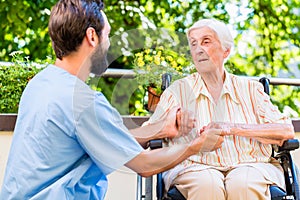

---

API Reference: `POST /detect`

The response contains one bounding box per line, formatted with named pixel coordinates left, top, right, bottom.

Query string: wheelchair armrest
left=149, top=139, right=163, bottom=150
left=273, top=139, right=299, bottom=152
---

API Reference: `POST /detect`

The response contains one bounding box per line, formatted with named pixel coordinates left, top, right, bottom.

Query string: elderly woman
left=146, top=18, right=295, bottom=199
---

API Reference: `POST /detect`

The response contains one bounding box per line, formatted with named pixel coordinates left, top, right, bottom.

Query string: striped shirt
left=146, top=70, right=291, bottom=190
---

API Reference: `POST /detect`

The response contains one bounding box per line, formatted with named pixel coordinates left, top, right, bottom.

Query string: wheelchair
left=137, top=75, right=300, bottom=200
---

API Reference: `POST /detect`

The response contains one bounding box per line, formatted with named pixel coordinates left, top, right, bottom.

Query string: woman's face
left=188, top=27, right=229, bottom=74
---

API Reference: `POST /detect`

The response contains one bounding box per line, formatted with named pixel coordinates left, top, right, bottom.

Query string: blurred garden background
left=0, top=0, right=299, bottom=116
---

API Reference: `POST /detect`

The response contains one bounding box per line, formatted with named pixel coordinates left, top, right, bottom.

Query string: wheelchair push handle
left=259, top=77, right=270, bottom=95
left=161, top=73, right=172, bottom=91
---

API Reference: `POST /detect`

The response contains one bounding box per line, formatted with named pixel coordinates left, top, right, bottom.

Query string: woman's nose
left=195, top=45, right=205, bottom=55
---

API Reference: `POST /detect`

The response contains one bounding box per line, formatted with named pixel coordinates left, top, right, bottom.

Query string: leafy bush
left=0, top=52, right=45, bottom=113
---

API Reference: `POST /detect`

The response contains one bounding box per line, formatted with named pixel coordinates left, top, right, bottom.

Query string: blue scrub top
left=0, top=65, right=143, bottom=199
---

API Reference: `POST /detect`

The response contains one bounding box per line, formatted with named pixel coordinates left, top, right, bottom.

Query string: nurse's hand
left=159, top=107, right=180, bottom=139
left=190, top=125, right=225, bottom=153
left=176, top=108, right=196, bottom=137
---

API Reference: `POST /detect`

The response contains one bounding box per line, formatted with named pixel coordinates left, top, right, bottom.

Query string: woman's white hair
left=187, top=18, right=234, bottom=50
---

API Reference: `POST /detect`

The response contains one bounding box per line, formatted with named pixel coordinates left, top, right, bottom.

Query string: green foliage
left=0, top=52, right=45, bottom=113
left=271, top=85, right=300, bottom=118
left=230, top=0, right=300, bottom=77
left=0, top=0, right=56, bottom=62
left=88, top=76, right=148, bottom=115
left=227, top=0, right=300, bottom=117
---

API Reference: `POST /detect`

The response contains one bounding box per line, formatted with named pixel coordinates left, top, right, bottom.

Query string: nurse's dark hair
left=48, top=0, right=105, bottom=60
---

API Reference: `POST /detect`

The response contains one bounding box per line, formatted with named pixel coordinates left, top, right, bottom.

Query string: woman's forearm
left=230, top=123, right=294, bottom=145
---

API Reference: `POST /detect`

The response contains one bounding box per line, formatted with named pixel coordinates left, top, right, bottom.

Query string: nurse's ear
left=86, top=27, right=99, bottom=47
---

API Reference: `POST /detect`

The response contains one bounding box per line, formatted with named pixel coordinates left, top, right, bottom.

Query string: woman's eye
left=203, top=39, right=210, bottom=44
left=191, top=41, right=197, bottom=46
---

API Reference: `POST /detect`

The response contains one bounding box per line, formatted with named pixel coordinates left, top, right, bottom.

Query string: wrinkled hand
left=190, top=124, right=225, bottom=153
left=202, top=122, right=232, bottom=135
left=176, top=108, right=196, bottom=138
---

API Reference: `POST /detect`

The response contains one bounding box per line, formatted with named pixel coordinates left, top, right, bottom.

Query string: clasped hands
left=163, top=107, right=233, bottom=152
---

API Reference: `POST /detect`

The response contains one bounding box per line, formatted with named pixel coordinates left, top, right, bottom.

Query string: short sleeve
left=252, top=81, right=291, bottom=124
left=75, top=92, right=143, bottom=175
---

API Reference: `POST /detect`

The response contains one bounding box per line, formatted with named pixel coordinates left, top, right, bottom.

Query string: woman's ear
left=86, top=27, right=98, bottom=47
left=224, top=48, right=231, bottom=58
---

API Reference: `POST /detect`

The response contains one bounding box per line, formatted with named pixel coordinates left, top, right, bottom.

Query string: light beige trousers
left=172, top=166, right=274, bottom=200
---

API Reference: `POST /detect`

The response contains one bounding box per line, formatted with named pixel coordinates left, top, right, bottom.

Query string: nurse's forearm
left=126, top=144, right=193, bottom=177
left=129, top=121, right=166, bottom=148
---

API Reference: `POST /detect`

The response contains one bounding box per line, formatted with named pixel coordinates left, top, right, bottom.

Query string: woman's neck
left=201, top=69, right=225, bottom=103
